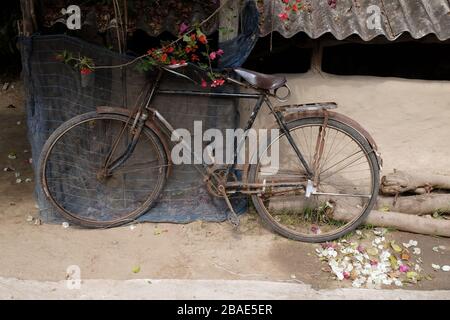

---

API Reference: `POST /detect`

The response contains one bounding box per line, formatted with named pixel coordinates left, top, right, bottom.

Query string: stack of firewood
left=336, top=170, right=450, bottom=237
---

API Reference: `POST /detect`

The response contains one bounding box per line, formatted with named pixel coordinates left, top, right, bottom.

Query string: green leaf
left=183, top=34, right=191, bottom=43
left=390, top=241, right=402, bottom=253
left=132, top=266, right=141, bottom=274
left=389, top=255, right=398, bottom=270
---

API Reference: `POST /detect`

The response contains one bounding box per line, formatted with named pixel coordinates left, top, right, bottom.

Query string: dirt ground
left=1, top=77, right=450, bottom=292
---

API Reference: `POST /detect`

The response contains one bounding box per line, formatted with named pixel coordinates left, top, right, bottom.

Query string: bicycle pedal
left=227, top=214, right=240, bottom=228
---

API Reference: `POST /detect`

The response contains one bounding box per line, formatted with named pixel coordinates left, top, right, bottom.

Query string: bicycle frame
left=105, top=66, right=314, bottom=185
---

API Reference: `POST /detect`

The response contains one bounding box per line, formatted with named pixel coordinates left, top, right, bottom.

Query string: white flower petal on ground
left=442, top=266, right=450, bottom=272
left=373, top=228, right=387, bottom=236
left=432, top=264, right=441, bottom=270
left=412, top=247, right=421, bottom=255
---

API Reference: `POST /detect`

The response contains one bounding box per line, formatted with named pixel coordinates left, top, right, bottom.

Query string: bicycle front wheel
left=249, top=117, right=380, bottom=243
left=39, top=111, right=168, bottom=228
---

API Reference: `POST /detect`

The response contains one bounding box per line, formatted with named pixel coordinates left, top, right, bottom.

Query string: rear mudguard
left=283, top=110, right=382, bottom=170
left=96, top=106, right=172, bottom=177
left=243, top=108, right=383, bottom=184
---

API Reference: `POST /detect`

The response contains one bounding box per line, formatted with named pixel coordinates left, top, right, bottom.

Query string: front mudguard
left=96, top=106, right=172, bottom=177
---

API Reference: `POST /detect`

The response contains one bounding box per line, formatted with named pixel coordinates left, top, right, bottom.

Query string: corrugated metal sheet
left=259, top=0, right=450, bottom=41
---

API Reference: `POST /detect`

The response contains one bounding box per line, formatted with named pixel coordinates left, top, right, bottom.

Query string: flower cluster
left=278, top=0, right=303, bottom=22
left=139, top=26, right=226, bottom=88
left=56, top=50, right=94, bottom=75
left=316, top=228, right=428, bottom=288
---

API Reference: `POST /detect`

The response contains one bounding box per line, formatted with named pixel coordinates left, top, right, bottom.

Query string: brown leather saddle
left=233, top=67, right=287, bottom=91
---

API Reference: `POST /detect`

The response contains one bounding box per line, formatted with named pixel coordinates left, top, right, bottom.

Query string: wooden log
left=381, top=170, right=450, bottom=195
left=376, top=194, right=450, bottom=215
left=334, top=209, right=450, bottom=238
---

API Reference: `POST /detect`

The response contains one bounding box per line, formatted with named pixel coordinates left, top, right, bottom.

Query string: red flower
left=160, top=53, right=168, bottom=62
left=185, top=46, right=192, bottom=53
left=190, top=33, right=196, bottom=41
left=198, top=34, right=208, bottom=44
left=278, top=12, right=289, bottom=21
left=292, top=4, right=299, bottom=11
left=283, top=0, right=289, bottom=3
left=190, top=54, right=199, bottom=62
left=80, top=68, right=92, bottom=75
left=210, top=79, right=225, bottom=88
left=179, top=60, right=186, bottom=64
left=165, top=46, right=174, bottom=53
left=170, top=58, right=178, bottom=65
left=201, top=79, right=207, bottom=88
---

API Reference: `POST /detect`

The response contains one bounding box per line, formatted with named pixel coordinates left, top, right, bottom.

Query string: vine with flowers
left=277, top=0, right=304, bottom=22
left=55, top=50, right=95, bottom=76
left=56, top=24, right=227, bottom=89
left=137, top=26, right=226, bottom=88
left=277, top=0, right=337, bottom=23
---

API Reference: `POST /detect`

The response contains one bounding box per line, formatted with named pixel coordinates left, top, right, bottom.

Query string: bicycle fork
left=100, top=111, right=148, bottom=177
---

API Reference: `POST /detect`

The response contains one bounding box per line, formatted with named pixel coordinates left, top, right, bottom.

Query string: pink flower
left=209, top=51, right=217, bottom=60
left=357, top=245, right=365, bottom=253
left=321, top=242, right=337, bottom=249
left=399, top=265, right=410, bottom=273
left=179, top=22, right=189, bottom=34
left=278, top=12, right=289, bottom=21
left=370, top=259, right=378, bottom=266
left=216, top=49, right=224, bottom=56
left=311, top=225, right=319, bottom=234
left=201, top=79, right=207, bottom=88
left=343, top=272, right=351, bottom=280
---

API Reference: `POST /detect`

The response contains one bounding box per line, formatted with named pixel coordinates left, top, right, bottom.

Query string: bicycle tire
left=248, top=116, right=380, bottom=243
left=39, top=111, right=168, bottom=228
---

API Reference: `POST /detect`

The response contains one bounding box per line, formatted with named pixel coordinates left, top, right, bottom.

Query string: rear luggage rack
left=274, top=102, right=338, bottom=113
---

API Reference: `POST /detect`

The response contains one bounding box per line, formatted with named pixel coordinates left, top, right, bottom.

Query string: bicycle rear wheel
left=249, top=116, right=380, bottom=243
left=39, top=111, right=168, bottom=228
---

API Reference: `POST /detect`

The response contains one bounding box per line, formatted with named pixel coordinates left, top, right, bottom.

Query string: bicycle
left=38, top=63, right=382, bottom=243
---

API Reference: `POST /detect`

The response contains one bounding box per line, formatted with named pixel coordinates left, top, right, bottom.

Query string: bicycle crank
left=218, top=185, right=240, bottom=228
